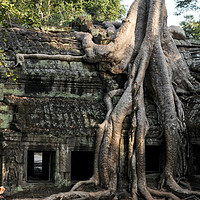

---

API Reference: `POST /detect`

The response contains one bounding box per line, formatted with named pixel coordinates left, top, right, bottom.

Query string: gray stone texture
left=169, top=25, right=186, bottom=40
left=0, top=27, right=200, bottom=196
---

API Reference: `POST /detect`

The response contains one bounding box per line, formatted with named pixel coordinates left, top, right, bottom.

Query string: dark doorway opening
left=145, top=145, right=162, bottom=173
left=27, top=151, right=55, bottom=181
left=192, top=145, right=200, bottom=174
left=71, top=151, right=94, bottom=181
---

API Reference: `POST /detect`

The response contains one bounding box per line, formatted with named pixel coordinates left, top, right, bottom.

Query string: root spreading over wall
left=17, top=0, right=200, bottom=199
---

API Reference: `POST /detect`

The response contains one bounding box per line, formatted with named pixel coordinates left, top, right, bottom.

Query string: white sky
left=121, top=0, right=200, bottom=26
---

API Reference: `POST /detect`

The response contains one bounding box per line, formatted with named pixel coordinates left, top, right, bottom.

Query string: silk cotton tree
left=40, top=0, right=200, bottom=199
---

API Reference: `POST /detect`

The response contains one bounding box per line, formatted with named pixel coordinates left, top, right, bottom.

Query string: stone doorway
left=145, top=145, right=162, bottom=173
left=27, top=151, right=55, bottom=181
left=71, top=151, right=94, bottom=181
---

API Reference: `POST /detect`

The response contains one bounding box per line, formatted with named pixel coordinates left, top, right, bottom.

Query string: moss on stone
left=3, top=88, right=24, bottom=96
left=0, top=113, right=13, bottom=128
left=0, top=104, right=9, bottom=112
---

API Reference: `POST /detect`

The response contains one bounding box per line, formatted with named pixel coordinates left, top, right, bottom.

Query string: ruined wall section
left=1, top=28, right=199, bottom=142
left=175, top=39, right=200, bottom=143
left=9, top=96, right=104, bottom=137
left=0, top=27, right=200, bottom=194
left=0, top=27, right=108, bottom=192
left=0, top=27, right=106, bottom=140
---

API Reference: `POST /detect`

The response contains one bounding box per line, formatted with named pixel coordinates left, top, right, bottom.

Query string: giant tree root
left=15, top=53, right=84, bottom=66
left=165, top=176, right=200, bottom=199
left=14, top=0, right=200, bottom=199
left=43, top=190, right=113, bottom=200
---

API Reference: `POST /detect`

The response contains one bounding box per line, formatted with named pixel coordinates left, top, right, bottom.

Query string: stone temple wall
left=175, top=39, right=200, bottom=144
left=0, top=27, right=107, bottom=195
left=0, top=26, right=200, bottom=195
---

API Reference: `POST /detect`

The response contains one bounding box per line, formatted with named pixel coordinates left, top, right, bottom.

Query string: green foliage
left=0, top=0, right=41, bottom=27
left=0, top=0, right=126, bottom=28
left=0, top=49, right=19, bottom=82
left=180, top=15, right=200, bottom=39
left=174, top=0, right=199, bottom=15
left=84, top=0, right=125, bottom=21
left=174, top=0, right=200, bottom=40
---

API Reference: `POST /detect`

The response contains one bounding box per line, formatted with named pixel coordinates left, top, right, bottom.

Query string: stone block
left=0, top=113, right=13, bottom=128
left=0, top=83, right=4, bottom=101
left=169, top=25, right=186, bottom=40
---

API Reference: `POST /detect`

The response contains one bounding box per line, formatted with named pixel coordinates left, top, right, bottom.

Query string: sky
left=121, top=0, right=200, bottom=26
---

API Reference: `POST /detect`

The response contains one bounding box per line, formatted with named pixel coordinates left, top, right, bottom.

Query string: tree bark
left=26, top=0, right=200, bottom=199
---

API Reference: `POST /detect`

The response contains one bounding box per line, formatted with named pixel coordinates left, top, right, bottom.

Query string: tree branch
left=16, top=53, right=84, bottom=66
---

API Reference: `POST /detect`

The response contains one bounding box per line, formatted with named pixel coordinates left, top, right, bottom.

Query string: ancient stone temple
left=0, top=25, right=200, bottom=196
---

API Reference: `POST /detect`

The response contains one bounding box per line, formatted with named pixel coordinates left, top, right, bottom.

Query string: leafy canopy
left=0, top=0, right=126, bottom=27
left=180, top=15, right=200, bottom=39
left=174, top=0, right=200, bottom=39
left=174, top=0, right=199, bottom=15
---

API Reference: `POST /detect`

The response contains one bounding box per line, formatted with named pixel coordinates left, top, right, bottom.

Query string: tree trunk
left=41, top=0, right=200, bottom=199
